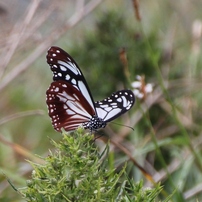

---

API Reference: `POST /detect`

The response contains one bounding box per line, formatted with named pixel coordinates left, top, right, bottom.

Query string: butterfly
left=46, top=46, right=135, bottom=132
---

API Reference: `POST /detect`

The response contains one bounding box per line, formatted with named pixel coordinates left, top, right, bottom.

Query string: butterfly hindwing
left=46, top=81, right=95, bottom=132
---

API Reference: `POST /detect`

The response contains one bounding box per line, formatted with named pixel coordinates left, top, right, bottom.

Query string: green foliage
left=69, top=11, right=161, bottom=99
left=18, top=128, right=167, bottom=201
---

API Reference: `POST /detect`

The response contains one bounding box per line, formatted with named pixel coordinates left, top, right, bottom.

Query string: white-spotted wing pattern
left=46, top=46, right=135, bottom=132
left=95, top=90, right=134, bottom=122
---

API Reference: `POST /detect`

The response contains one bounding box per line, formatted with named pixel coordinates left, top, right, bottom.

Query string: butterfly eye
left=46, top=46, right=135, bottom=132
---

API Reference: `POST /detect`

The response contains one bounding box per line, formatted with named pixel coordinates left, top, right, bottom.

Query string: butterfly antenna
left=110, top=121, right=134, bottom=131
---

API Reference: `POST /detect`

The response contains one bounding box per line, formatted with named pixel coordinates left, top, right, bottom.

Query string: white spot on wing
left=55, top=87, right=59, bottom=92
left=57, top=60, right=79, bottom=75
left=62, top=84, right=67, bottom=88
left=72, top=79, right=76, bottom=85
left=117, top=98, right=122, bottom=102
left=60, top=66, right=67, bottom=71
left=66, top=74, right=70, bottom=80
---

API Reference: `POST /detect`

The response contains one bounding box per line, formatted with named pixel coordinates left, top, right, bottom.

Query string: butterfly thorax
left=83, top=115, right=106, bottom=131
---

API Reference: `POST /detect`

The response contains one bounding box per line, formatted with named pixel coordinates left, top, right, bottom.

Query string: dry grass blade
left=0, top=110, right=44, bottom=125
left=0, top=0, right=41, bottom=79
left=0, top=134, right=44, bottom=163
left=0, top=0, right=103, bottom=92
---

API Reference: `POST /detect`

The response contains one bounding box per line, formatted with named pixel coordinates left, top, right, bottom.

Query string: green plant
left=17, top=128, right=169, bottom=201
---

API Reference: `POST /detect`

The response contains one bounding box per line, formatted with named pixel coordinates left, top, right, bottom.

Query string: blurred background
left=0, top=0, right=202, bottom=201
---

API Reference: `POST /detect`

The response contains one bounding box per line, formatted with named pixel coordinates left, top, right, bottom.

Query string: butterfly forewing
left=46, top=46, right=95, bottom=112
left=95, top=90, right=135, bottom=122
left=46, top=81, right=96, bottom=132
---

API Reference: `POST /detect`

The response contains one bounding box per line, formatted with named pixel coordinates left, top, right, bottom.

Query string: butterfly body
left=46, top=46, right=135, bottom=132
left=83, top=115, right=106, bottom=131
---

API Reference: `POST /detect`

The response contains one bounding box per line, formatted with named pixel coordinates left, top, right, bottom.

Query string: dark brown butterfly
left=46, top=46, right=135, bottom=132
